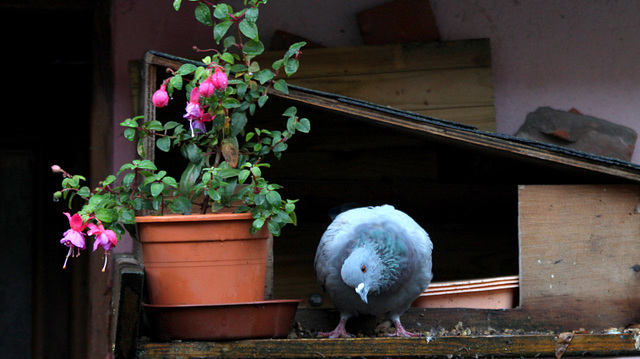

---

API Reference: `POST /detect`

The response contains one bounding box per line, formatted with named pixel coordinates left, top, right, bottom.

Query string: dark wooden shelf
left=136, top=334, right=639, bottom=358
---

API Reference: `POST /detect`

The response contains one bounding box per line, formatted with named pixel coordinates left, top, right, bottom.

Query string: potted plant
left=53, top=0, right=309, bottom=306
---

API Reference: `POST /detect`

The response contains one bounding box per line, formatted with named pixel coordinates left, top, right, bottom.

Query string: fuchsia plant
left=53, top=0, right=309, bottom=270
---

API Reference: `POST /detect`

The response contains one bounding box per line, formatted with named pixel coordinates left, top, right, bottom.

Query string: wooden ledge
left=137, top=333, right=640, bottom=358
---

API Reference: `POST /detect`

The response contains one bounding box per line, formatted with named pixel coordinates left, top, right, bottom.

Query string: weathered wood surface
left=137, top=333, right=640, bottom=358
left=259, top=39, right=495, bottom=131
left=112, top=255, right=145, bottom=359
left=519, top=185, right=640, bottom=328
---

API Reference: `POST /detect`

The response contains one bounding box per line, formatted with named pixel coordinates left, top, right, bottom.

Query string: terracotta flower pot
left=136, top=213, right=270, bottom=305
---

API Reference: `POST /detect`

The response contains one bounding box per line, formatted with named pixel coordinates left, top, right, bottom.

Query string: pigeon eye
left=361, top=265, right=367, bottom=273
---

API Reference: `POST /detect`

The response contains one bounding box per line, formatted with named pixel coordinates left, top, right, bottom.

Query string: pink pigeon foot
left=317, top=317, right=355, bottom=338
left=387, top=319, right=423, bottom=337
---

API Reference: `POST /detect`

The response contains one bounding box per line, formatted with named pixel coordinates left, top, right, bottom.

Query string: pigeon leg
left=317, top=317, right=354, bottom=338
left=388, top=317, right=423, bottom=337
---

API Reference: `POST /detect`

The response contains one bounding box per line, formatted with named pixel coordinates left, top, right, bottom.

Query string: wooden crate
left=115, top=51, right=640, bottom=359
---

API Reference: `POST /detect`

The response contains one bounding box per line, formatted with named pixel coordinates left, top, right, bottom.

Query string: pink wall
left=112, top=0, right=640, bottom=171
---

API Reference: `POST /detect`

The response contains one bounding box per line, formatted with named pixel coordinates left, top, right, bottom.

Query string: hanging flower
left=199, top=77, right=215, bottom=98
left=60, top=212, right=88, bottom=269
left=191, top=112, right=213, bottom=135
left=211, top=67, right=228, bottom=90
left=184, top=88, right=202, bottom=120
left=87, top=222, right=118, bottom=272
left=152, top=84, right=170, bottom=107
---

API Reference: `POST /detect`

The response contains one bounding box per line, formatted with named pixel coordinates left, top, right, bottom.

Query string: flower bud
left=199, top=77, right=215, bottom=98
left=51, top=165, right=62, bottom=173
left=152, top=84, right=169, bottom=107
left=211, top=67, right=228, bottom=90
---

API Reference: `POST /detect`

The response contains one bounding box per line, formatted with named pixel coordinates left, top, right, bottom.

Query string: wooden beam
left=275, top=87, right=640, bottom=183
left=137, top=333, right=640, bottom=358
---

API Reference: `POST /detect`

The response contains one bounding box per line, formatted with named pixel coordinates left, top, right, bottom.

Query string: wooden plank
left=519, top=185, right=640, bottom=328
left=285, top=67, right=493, bottom=111
left=259, top=39, right=491, bottom=79
left=259, top=40, right=494, bottom=130
left=137, top=333, right=640, bottom=358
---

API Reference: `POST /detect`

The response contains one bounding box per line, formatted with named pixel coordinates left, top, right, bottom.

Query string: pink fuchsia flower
left=152, top=84, right=170, bottom=107
left=60, top=212, right=88, bottom=269
left=199, top=77, right=215, bottom=98
left=191, top=112, right=213, bottom=135
left=183, top=87, right=203, bottom=120
left=211, top=67, right=228, bottom=90
left=87, top=222, right=118, bottom=272
left=87, top=223, right=118, bottom=252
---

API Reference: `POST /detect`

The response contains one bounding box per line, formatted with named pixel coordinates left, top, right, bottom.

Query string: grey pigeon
left=314, top=205, right=433, bottom=338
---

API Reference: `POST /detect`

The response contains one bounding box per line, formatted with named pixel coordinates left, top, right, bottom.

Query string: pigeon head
left=340, top=246, right=384, bottom=304
left=340, top=223, right=408, bottom=304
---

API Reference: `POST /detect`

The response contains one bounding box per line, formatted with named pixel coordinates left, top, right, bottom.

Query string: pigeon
left=314, top=205, right=433, bottom=338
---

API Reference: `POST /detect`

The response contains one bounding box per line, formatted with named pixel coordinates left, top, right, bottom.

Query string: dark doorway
left=0, top=6, right=93, bottom=359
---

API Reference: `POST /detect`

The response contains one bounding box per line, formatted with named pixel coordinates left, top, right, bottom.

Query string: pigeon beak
left=355, top=282, right=368, bottom=304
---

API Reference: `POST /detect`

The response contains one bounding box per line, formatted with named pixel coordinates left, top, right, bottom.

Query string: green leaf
left=284, top=58, right=299, bottom=76
left=150, top=182, right=164, bottom=197
left=164, top=121, right=180, bottom=131
left=169, top=74, right=183, bottom=90
left=242, top=39, right=264, bottom=56
left=221, top=97, right=241, bottom=109
left=252, top=217, right=265, bottom=230
left=267, top=220, right=281, bottom=236
left=223, top=36, right=236, bottom=51
left=258, top=94, right=268, bottom=108
left=273, top=142, right=288, bottom=152
left=271, top=59, right=284, bottom=70
left=214, top=20, right=233, bottom=43
left=239, top=19, right=258, bottom=40
left=137, top=160, right=157, bottom=170
left=273, top=79, right=289, bottom=94
left=156, top=136, right=171, bottom=152
left=220, top=52, right=235, bottom=64
left=230, top=111, right=247, bottom=137
left=236, top=82, right=248, bottom=98
left=77, top=186, right=91, bottom=197
left=266, top=190, right=282, bottom=205
left=244, top=7, right=259, bottom=22
left=213, top=4, right=230, bottom=19
left=184, top=143, right=203, bottom=165
left=285, top=202, right=295, bottom=213
left=282, top=106, right=297, bottom=117
left=95, top=208, right=119, bottom=223
left=103, top=175, right=116, bottom=186
left=124, top=128, right=136, bottom=141
left=162, top=176, right=178, bottom=188
left=194, top=3, right=212, bottom=26
left=179, top=162, right=203, bottom=194
left=176, top=63, right=197, bottom=76
left=169, top=196, right=192, bottom=215
left=173, top=0, right=181, bottom=11
left=296, top=118, right=311, bottom=133
left=253, top=69, right=274, bottom=84
left=120, top=208, right=136, bottom=224
left=238, top=169, right=251, bottom=184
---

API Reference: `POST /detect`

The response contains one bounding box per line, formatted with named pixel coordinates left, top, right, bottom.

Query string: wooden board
left=136, top=333, right=640, bottom=358
left=519, top=184, right=640, bottom=328
left=259, top=39, right=495, bottom=131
